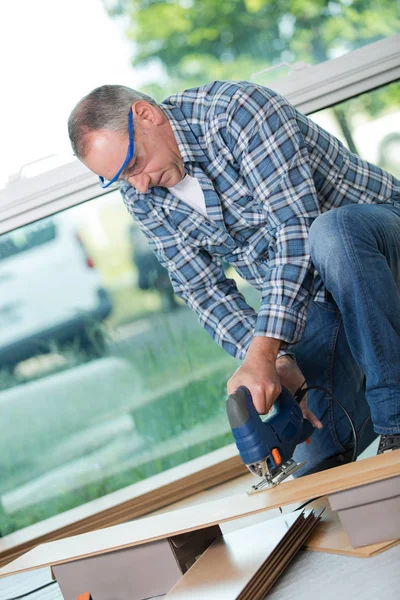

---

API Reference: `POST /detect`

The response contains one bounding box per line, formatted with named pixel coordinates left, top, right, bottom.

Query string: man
left=68, top=81, right=400, bottom=475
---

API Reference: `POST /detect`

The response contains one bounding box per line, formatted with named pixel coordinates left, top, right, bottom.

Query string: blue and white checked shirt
left=120, top=81, right=400, bottom=360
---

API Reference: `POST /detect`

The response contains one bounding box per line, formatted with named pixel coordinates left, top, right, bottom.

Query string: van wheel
left=79, top=328, right=106, bottom=358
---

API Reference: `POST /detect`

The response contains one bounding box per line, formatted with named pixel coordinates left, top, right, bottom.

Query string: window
left=2, top=79, right=398, bottom=535
left=0, top=194, right=243, bottom=535
left=310, top=80, right=400, bottom=178
left=0, top=29, right=398, bottom=541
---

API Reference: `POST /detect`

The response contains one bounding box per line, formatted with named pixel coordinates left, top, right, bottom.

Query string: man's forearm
left=246, top=335, right=282, bottom=362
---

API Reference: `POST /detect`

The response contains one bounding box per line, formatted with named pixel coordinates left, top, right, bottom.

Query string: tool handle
left=226, top=386, right=271, bottom=465
left=226, top=385, right=259, bottom=429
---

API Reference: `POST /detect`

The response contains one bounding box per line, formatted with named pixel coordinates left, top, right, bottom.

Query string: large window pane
left=103, top=0, right=400, bottom=99
left=0, top=195, right=243, bottom=535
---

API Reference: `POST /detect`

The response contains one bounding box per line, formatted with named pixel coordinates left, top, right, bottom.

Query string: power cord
left=3, top=579, right=57, bottom=600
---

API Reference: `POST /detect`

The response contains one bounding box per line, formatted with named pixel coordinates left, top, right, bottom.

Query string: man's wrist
left=276, top=352, right=296, bottom=363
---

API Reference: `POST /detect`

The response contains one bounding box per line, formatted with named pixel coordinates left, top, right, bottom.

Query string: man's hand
left=227, top=336, right=282, bottom=414
left=227, top=337, right=323, bottom=442
left=227, top=358, right=282, bottom=415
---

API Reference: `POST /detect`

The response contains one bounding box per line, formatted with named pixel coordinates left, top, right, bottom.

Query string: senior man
left=68, top=81, right=400, bottom=475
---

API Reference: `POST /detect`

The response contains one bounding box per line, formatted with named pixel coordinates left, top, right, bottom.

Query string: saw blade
left=247, top=459, right=307, bottom=495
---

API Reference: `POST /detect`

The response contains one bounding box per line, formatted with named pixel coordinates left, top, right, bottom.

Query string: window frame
left=0, top=34, right=399, bottom=561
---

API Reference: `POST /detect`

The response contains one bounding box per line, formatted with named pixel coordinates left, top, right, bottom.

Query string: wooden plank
left=305, top=498, right=400, bottom=557
left=0, top=451, right=398, bottom=578
left=0, top=444, right=246, bottom=568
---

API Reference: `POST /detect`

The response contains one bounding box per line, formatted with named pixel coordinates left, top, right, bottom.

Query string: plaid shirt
left=120, top=81, right=400, bottom=360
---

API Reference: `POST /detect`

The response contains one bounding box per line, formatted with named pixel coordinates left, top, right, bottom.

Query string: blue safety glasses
left=98, top=109, right=135, bottom=188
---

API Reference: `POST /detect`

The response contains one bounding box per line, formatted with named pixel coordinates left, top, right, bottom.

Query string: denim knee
left=309, top=210, right=345, bottom=274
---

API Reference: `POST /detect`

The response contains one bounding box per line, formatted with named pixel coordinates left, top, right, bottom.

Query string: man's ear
left=131, top=101, right=164, bottom=126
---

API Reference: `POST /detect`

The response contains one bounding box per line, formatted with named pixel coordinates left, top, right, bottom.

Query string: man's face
left=82, top=102, right=185, bottom=193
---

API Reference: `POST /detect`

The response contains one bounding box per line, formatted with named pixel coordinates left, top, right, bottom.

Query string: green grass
left=133, top=375, right=228, bottom=442
left=114, top=309, right=238, bottom=389
left=0, top=320, right=238, bottom=536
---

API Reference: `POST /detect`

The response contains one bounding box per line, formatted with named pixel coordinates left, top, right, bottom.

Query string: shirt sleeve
left=222, top=85, right=321, bottom=343
left=119, top=193, right=257, bottom=360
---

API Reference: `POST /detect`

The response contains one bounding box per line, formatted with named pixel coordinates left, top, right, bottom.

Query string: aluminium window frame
left=0, top=34, right=399, bottom=562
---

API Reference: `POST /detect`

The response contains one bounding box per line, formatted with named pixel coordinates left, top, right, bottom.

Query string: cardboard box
left=329, top=475, right=400, bottom=547
left=52, top=525, right=221, bottom=600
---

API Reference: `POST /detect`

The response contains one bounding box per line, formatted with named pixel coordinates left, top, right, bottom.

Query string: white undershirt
left=168, top=174, right=208, bottom=218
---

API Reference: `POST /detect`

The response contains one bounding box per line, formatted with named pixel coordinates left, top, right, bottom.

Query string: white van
left=0, top=215, right=112, bottom=368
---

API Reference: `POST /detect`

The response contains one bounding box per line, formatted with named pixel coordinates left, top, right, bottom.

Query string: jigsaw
left=226, top=385, right=314, bottom=494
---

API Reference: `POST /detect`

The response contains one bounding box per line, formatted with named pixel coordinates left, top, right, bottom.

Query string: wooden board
left=304, top=498, right=400, bottom=557
left=166, top=510, right=322, bottom=599
left=0, top=451, right=398, bottom=578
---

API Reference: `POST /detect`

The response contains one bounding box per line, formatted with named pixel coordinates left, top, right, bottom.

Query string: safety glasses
left=98, top=109, right=134, bottom=188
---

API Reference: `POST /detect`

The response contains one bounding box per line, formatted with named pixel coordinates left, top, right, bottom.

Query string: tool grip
left=226, top=386, right=271, bottom=466
left=226, top=386, right=257, bottom=429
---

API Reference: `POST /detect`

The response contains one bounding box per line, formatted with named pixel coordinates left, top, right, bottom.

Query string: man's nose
left=128, top=173, right=150, bottom=193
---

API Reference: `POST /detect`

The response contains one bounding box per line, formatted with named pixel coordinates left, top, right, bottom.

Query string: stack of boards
left=166, top=508, right=323, bottom=599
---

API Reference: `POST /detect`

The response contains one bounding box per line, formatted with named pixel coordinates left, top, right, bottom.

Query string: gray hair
left=68, top=84, right=158, bottom=159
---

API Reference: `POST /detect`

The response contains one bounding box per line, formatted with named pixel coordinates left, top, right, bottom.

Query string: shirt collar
left=119, top=103, right=207, bottom=200
left=160, top=104, right=208, bottom=165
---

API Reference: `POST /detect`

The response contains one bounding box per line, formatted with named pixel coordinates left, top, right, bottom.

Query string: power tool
left=226, top=386, right=314, bottom=494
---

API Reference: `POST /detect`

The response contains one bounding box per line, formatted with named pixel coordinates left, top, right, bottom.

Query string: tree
left=104, top=0, right=399, bottom=152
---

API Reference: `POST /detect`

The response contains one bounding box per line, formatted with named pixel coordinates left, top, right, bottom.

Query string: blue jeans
left=292, top=197, right=400, bottom=476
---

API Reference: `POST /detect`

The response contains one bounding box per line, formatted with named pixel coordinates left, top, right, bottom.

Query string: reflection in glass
left=0, top=194, right=239, bottom=536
